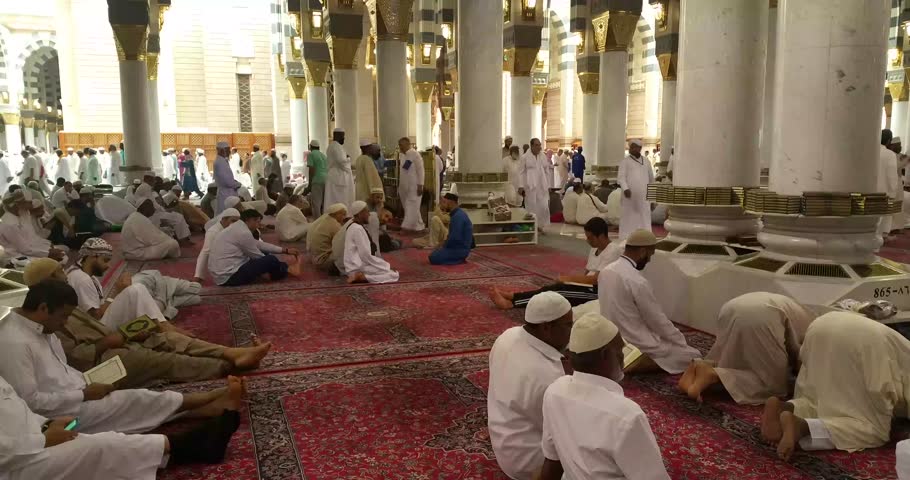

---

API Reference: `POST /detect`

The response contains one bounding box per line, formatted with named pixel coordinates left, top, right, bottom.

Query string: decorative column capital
left=591, top=10, right=641, bottom=53
left=440, top=106, right=453, bottom=122
left=288, top=77, right=308, bottom=99
left=374, top=0, right=414, bottom=41
left=327, top=37, right=362, bottom=69
left=147, top=52, right=160, bottom=80
left=506, top=47, right=540, bottom=77
left=0, top=112, right=20, bottom=125
left=889, top=71, right=909, bottom=102
left=577, top=72, right=600, bottom=94
left=658, top=53, right=678, bottom=81
left=531, top=85, right=547, bottom=105
left=111, top=24, right=150, bottom=61
left=412, top=82, right=436, bottom=102
left=21, top=117, right=35, bottom=128
left=34, top=119, right=46, bottom=129
left=304, top=60, right=330, bottom=87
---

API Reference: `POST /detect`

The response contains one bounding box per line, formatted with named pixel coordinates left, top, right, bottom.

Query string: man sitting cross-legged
left=340, top=201, right=399, bottom=284
left=678, top=292, right=817, bottom=404
left=490, top=217, right=623, bottom=309
left=428, top=193, right=474, bottom=265
left=26, top=258, right=271, bottom=388
left=762, top=311, right=910, bottom=461
left=121, top=197, right=181, bottom=261
left=0, top=280, right=248, bottom=435
left=208, top=209, right=301, bottom=286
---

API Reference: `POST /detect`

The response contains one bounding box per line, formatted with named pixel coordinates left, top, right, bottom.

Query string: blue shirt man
left=571, top=147, right=586, bottom=180
left=429, top=193, right=474, bottom=265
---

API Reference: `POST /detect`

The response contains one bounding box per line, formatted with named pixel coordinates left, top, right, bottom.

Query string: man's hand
left=48, top=248, right=65, bottom=261
left=284, top=247, right=301, bottom=256
left=99, top=332, right=126, bottom=351
left=116, top=274, right=132, bottom=291
left=623, top=189, right=631, bottom=199
left=82, top=383, right=115, bottom=401
left=43, top=417, right=78, bottom=447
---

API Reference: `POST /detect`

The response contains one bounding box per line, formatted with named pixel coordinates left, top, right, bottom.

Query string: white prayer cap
left=525, top=291, right=572, bottom=324
left=326, top=203, right=347, bottom=215
left=221, top=208, right=240, bottom=218
left=216, top=141, right=230, bottom=149
left=350, top=200, right=368, bottom=215
left=309, top=140, right=320, bottom=148
left=626, top=229, right=657, bottom=247
left=359, top=139, right=372, bottom=147
left=162, top=192, right=177, bottom=204
left=158, top=189, right=168, bottom=197
left=894, top=137, right=903, bottom=145
left=66, top=147, right=74, bottom=152
left=572, top=178, right=582, bottom=184
left=196, top=148, right=204, bottom=154
left=333, top=128, right=345, bottom=134
left=167, top=148, right=175, bottom=153
left=225, top=196, right=242, bottom=209
left=629, top=138, right=643, bottom=147
left=568, top=312, right=619, bottom=353
left=171, top=184, right=183, bottom=192
left=132, top=179, right=141, bottom=185
left=504, top=136, right=513, bottom=140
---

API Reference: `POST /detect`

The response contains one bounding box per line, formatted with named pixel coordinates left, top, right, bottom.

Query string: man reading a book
left=23, top=258, right=272, bottom=388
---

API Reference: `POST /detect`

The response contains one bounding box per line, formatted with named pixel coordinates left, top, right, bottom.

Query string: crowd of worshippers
left=486, top=226, right=910, bottom=479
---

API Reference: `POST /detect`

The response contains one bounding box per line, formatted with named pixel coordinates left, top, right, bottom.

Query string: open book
left=119, top=315, right=158, bottom=339
left=623, top=344, right=643, bottom=369
left=83, top=355, right=127, bottom=385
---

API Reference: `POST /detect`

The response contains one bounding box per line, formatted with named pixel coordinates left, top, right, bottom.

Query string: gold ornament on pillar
left=531, top=85, right=547, bottom=105
left=440, top=106, right=453, bottom=122
left=658, top=52, right=677, bottom=81
left=327, top=37, right=361, bottom=70
left=591, top=10, right=640, bottom=53
left=507, top=47, right=540, bottom=77
left=157, top=4, right=170, bottom=31
left=22, top=117, right=35, bottom=129
left=412, top=82, right=436, bottom=103
left=889, top=75, right=910, bottom=103
left=374, top=0, right=414, bottom=41
left=0, top=113, right=20, bottom=125
left=769, top=0, right=778, bottom=7
left=304, top=60, right=330, bottom=87
left=146, top=52, right=160, bottom=81
left=288, top=77, right=307, bottom=99
left=577, top=72, right=599, bottom=95
left=111, top=24, right=150, bottom=62
left=34, top=119, right=46, bottom=129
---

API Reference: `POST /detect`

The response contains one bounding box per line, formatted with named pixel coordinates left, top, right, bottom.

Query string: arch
left=548, top=9, right=573, bottom=74
left=17, top=31, right=60, bottom=111
left=0, top=24, right=12, bottom=95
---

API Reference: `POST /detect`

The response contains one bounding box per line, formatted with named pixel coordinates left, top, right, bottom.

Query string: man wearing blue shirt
left=429, top=193, right=474, bottom=265
left=571, top=146, right=586, bottom=180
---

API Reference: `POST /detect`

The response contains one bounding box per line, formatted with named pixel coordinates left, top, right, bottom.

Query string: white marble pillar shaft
left=596, top=51, right=628, bottom=168
left=148, top=79, right=163, bottom=175
left=511, top=76, right=532, bottom=146
left=761, top=0, right=889, bottom=264
left=559, top=68, right=576, bottom=143
left=892, top=102, right=908, bottom=146
left=290, top=97, right=309, bottom=173
left=118, top=61, right=153, bottom=181
left=660, top=80, right=676, bottom=151
left=4, top=124, right=21, bottom=156
left=454, top=91, right=461, bottom=168
left=306, top=85, right=329, bottom=153
left=456, top=0, right=503, bottom=173
left=376, top=40, right=408, bottom=150
left=23, top=126, right=35, bottom=147
left=902, top=101, right=910, bottom=147
left=36, top=128, right=48, bottom=149
left=333, top=68, right=360, bottom=159
left=502, top=72, right=511, bottom=136
left=440, top=118, right=452, bottom=157
left=416, top=102, right=432, bottom=150
left=582, top=93, right=598, bottom=165
left=758, top=3, right=778, bottom=172
left=531, top=103, right=543, bottom=141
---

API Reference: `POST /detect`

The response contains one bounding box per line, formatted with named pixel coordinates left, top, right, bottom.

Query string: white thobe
left=67, top=268, right=167, bottom=328
left=488, top=326, right=565, bottom=480
left=555, top=154, right=569, bottom=188
left=77, top=156, right=88, bottom=182
left=51, top=188, right=72, bottom=209
left=0, top=311, right=183, bottom=433
left=503, top=156, right=522, bottom=206
left=617, top=154, right=654, bottom=240
left=249, top=152, right=265, bottom=187
left=194, top=222, right=226, bottom=279
left=196, top=154, right=211, bottom=190
left=324, top=141, right=354, bottom=209
left=518, top=151, right=551, bottom=229
left=0, top=158, right=11, bottom=195
left=109, top=151, right=123, bottom=186
left=276, top=204, right=309, bottom=242
left=562, top=189, right=579, bottom=224
left=99, top=153, right=111, bottom=181
left=207, top=220, right=283, bottom=285
left=0, top=211, right=52, bottom=259
left=599, top=257, right=701, bottom=374
left=343, top=222, right=399, bottom=284
left=575, top=191, right=610, bottom=225
left=898, top=440, right=910, bottom=480
left=19, top=155, right=41, bottom=185
left=121, top=211, right=181, bottom=261
left=230, top=153, right=242, bottom=174
left=542, top=372, right=671, bottom=480
left=281, top=158, right=292, bottom=181
left=0, top=375, right=166, bottom=480
left=56, top=155, right=74, bottom=182
left=398, top=148, right=426, bottom=231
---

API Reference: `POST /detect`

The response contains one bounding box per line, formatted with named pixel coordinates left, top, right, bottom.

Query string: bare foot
left=777, top=411, right=808, bottom=462
left=489, top=288, right=513, bottom=310
left=687, top=360, right=720, bottom=403
left=190, top=376, right=244, bottom=418
left=287, top=258, right=302, bottom=277
left=494, top=287, right=515, bottom=301
left=347, top=272, right=367, bottom=284
left=678, top=361, right=696, bottom=396
left=224, top=342, right=272, bottom=370
left=761, top=397, right=785, bottom=444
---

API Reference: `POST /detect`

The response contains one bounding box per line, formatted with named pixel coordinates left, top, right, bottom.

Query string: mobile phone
left=64, top=418, right=79, bottom=431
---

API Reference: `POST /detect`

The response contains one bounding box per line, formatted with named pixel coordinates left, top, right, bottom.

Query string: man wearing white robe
left=0, top=151, right=13, bottom=195
left=276, top=195, right=310, bottom=242
left=0, top=280, right=246, bottom=436
left=214, top=142, right=241, bottom=215
left=196, top=148, right=211, bottom=191
left=194, top=208, right=241, bottom=282
left=599, top=229, right=700, bottom=374
left=488, top=292, right=573, bottom=480
left=51, top=182, right=78, bottom=209
left=0, top=190, right=65, bottom=262
left=617, top=139, right=655, bottom=240
left=135, top=179, right=192, bottom=243
left=121, top=197, right=181, bottom=261
left=84, top=149, right=102, bottom=186
left=879, top=129, right=900, bottom=236
left=20, top=147, right=42, bottom=186
left=518, top=138, right=551, bottom=231
left=325, top=129, right=355, bottom=209
left=248, top=145, right=265, bottom=187
left=342, top=201, right=399, bottom=284
left=208, top=209, right=300, bottom=286
left=398, top=137, right=426, bottom=231
left=108, top=144, right=122, bottom=186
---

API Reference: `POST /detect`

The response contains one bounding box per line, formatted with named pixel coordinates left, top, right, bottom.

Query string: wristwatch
left=41, top=419, right=52, bottom=432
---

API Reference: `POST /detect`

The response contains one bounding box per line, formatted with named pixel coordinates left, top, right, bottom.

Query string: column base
left=664, top=205, right=760, bottom=244
left=758, top=215, right=882, bottom=264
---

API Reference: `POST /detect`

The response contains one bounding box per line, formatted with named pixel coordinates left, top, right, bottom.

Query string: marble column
left=35, top=120, right=48, bottom=150
left=580, top=74, right=599, bottom=165
left=305, top=61, right=330, bottom=152
left=659, top=81, right=676, bottom=152
left=531, top=85, right=546, bottom=141
left=758, top=0, right=778, bottom=174
left=654, top=0, right=681, bottom=164
left=666, top=0, right=765, bottom=243
left=760, top=0, right=889, bottom=264
left=147, top=67, right=163, bottom=174
left=456, top=0, right=502, bottom=173
left=22, top=116, right=36, bottom=147
left=326, top=3, right=365, bottom=160
left=375, top=0, right=414, bottom=152
left=110, top=21, right=154, bottom=182
left=148, top=4, right=164, bottom=175
left=1, top=113, right=22, bottom=157
left=592, top=9, right=640, bottom=175
left=333, top=67, right=360, bottom=159
left=288, top=77, right=309, bottom=173
left=510, top=75, right=532, bottom=146
left=414, top=83, right=435, bottom=150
